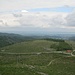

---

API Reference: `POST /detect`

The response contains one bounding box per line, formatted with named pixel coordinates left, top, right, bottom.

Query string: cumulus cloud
left=21, top=10, right=28, bottom=13
left=0, top=0, right=75, bottom=33
left=0, top=12, right=67, bottom=28
left=15, top=12, right=51, bottom=28
left=0, top=11, right=75, bottom=31
left=66, top=12, right=75, bottom=27
left=0, top=14, right=20, bottom=27
left=16, top=12, right=68, bottom=29
left=48, top=15, right=66, bottom=28
left=13, top=13, right=23, bottom=17
left=0, top=20, right=4, bottom=27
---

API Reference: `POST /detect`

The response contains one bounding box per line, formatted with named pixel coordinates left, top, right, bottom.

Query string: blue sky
left=28, top=6, right=75, bottom=12
left=0, top=6, right=75, bottom=13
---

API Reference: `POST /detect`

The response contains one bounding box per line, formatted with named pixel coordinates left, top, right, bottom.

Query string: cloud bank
left=0, top=11, right=75, bottom=29
left=0, top=0, right=75, bottom=33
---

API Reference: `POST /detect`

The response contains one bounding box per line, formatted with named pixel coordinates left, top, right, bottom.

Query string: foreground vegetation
left=0, top=39, right=75, bottom=75
left=0, top=52, right=75, bottom=75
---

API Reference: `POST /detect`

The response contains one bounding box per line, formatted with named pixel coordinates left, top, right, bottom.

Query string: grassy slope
left=0, top=40, right=75, bottom=75
left=0, top=53, right=75, bottom=75
left=66, top=41, right=75, bottom=50
left=0, top=40, right=57, bottom=53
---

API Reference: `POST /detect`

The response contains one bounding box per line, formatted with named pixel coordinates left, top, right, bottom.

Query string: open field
left=0, top=40, right=75, bottom=75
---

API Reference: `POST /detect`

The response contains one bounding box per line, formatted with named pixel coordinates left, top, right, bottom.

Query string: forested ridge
left=0, top=33, right=26, bottom=48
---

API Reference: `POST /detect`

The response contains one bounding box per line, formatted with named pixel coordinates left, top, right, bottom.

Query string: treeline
left=44, top=38, right=65, bottom=42
left=43, top=38, right=73, bottom=51
left=50, top=41, right=73, bottom=51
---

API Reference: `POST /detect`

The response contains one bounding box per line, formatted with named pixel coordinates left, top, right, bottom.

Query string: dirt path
left=71, top=50, right=75, bottom=56
left=47, top=59, right=56, bottom=66
left=37, top=72, right=48, bottom=75
left=47, top=58, right=60, bottom=66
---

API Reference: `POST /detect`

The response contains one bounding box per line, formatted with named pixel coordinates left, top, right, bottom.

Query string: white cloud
left=21, top=10, right=28, bottom=13
left=0, top=11, right=68, bottom=28
left=0, top=0, right=75, bottom=33
left=17, top=11, right=75, bottom=30
left=12, top=12, right=68, bottom=29
left=0, top=10, right=75, bottom=33
left=66, top=12, right=75, bottom=27
left=0, top=0, right=75, bottom=12
left=0, top=14, right=20, bottom=27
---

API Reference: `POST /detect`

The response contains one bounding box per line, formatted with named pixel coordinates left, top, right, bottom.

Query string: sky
left=0, top=0, right=75, bottom=35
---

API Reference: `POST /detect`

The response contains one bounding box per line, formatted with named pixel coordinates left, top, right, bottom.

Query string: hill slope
left=0, top=39, right=73, bottom=53
left=0, top=33, right=26, bottom=48
left=0, top=39, right=75, bottom=75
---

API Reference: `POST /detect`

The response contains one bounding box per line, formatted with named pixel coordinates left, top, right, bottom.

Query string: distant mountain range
left=0, top=32, right=75, bottom=48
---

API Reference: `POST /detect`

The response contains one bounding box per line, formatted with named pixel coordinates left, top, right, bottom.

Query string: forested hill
left=0, top=33, right=27, bottom=48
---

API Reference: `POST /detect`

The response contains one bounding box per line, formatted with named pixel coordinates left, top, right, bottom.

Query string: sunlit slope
left=0, top=40, right=58, bottom=53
